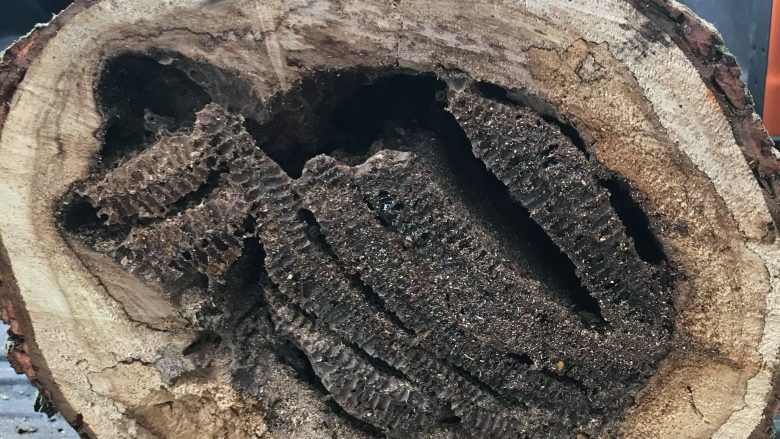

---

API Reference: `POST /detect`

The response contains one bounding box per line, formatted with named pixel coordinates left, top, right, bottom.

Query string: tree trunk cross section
left=0, top=1, right=779, bottom=438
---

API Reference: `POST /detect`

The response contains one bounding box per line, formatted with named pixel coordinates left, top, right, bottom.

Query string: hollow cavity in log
left=56, top=53, right=676, bottom=438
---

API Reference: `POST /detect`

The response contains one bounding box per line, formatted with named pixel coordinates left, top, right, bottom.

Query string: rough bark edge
left=748, top=390, right=780, bottom=439
left=631, top=0, right=780, bottom=230
left=630, top=2, right=780, bottom=436
left=0, top=234, right=92, bottom=438
left=0, top=1, right=98, bottom=133
left=0, top=2, right=99, bottom=436
left=0, top=0, right=777, bottom=437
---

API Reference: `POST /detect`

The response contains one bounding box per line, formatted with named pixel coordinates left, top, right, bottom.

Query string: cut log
left=1, top=1, right=779, bottom=438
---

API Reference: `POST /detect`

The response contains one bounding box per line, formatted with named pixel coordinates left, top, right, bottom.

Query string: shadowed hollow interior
left=56, top=52, right=677, bottom=438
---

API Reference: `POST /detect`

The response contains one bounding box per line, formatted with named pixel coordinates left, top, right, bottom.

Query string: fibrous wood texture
left=1, top=1, right=780, bottom=438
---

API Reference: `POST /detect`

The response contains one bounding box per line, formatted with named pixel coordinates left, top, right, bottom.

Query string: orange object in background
left=765, top=0, right=780, bottom=136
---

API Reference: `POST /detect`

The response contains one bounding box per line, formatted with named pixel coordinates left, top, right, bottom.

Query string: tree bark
left=1, top=1, right=779, bottom=438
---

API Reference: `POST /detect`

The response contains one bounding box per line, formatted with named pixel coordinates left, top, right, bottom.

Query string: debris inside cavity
left=58, top=57, right=676, bottom=438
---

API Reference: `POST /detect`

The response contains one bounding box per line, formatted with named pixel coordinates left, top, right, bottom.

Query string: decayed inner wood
left=57, top=54, right=676, bottom=438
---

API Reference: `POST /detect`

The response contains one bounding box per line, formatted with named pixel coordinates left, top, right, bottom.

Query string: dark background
left=0, top=0, right=71, bottom=50
left=0, top=0, right=71, bottom=34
